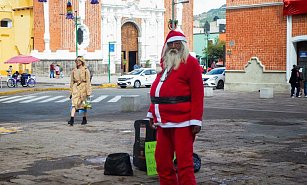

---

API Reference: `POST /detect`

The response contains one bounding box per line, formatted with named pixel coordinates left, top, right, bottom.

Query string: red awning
left=283, top=0, right=307, bottom=16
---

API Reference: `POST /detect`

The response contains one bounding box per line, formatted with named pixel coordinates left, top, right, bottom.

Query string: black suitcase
left=133, top=119, right=156, bottom=171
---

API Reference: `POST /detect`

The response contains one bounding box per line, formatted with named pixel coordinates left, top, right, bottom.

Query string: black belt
left=151, top=96, right=191, bottom=104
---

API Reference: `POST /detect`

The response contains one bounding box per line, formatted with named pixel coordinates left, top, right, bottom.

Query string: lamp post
left=171, top=0, right=189, bottom=30
left=74, top=11, right=79, bottom=57
left=39, top=0, right=99, bottom=58
left=204, top=29, right=210, bottom=72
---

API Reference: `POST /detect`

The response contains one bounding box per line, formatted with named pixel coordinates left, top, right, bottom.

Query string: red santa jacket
left=147, top=55, right=204, bottom=127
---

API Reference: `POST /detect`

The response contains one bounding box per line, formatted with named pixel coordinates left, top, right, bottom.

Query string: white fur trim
left=167, top=36, right=187, bottom=43
left=155, top=119, right=202, bottom=128
left=147, top=112, right=153, bottom=118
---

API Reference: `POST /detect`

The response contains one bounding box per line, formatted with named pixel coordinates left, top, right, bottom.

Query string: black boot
left=68, top=117, right=74, bottom=126
left=81, top=117, right=87, bottom=125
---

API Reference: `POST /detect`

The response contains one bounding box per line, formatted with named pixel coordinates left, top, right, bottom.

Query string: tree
left=203, top=38, right=225, bottom=64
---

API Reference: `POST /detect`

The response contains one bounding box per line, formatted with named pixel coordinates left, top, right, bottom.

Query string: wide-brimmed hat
left=76, top=56, right=85, bottom=65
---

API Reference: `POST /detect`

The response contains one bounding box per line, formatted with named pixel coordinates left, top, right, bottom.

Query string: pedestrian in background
left=298, top=67, right=304, bottom=96
left=147, top=30, right=204, bottom=185
left=211, top=60, right=217, bottom=69
left=68, top=56, right=92, bottom=126
left=50, top=63, right=55, bottom=78
left=302, top=66, right=307, bottom=97
left=289, top=65, right=301, bottom=98
left=59, top=64, right=64, bottom=78
left=7, top=65, right=12, bottom=78
left=133, top=63, right=140, bottom=70
left=55, top=64, right=60, bottom=79
left=87, top=64, right=94, bottom=82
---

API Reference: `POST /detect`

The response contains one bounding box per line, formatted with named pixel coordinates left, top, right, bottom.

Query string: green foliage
left=145, top=60, right=151, bottom=67
left=203, top=39, right=225, bottom=61
left=123, top=59, right=127, bottom=65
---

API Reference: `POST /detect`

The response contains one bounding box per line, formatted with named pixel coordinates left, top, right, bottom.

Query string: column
left=43, top=1, right=50, bottom=52
left=79, top=0, right=86, bottom=24
left=286, top=15, right=293, bottom=81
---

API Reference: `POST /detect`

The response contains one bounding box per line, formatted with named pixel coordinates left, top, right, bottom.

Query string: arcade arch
left=121, top=22, right=139, bottom=73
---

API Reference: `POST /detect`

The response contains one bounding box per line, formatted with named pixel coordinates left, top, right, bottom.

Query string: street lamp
left=171, top=0, right=189, bottom=30
left=38, top=0, right=99, bottom=4
left=66, top=1, right=80, bottom=58
left=38, top=0, right=99, bottom=57
left=204, top=28, right=210, bottom=72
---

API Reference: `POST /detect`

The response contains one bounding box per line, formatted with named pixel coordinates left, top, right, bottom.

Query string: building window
left=0, top=18, right=12, bottom=28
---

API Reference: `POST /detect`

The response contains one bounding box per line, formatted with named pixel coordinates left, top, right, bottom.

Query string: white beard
left=164, top=49, right=182, bottom=70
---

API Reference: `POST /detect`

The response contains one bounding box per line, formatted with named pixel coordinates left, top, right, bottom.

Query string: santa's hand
left=149, top=118, right=156, bottom=130
left=191, top=125, right=201, bottom=135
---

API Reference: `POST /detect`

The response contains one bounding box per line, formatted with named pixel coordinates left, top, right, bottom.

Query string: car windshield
left=207, top=68, right=225, bottom=75
left=128, top=69, right=144, bottom=75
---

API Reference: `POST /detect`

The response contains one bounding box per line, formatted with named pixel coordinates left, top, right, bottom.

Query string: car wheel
left=134, top=80, right=141, bottom=88
left=217, top=80, right=224, bottom=89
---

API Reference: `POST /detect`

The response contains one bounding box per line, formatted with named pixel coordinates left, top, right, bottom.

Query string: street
left=0, top=88, right=151, bottom=123
left=0, top=89, right=307, bottom=184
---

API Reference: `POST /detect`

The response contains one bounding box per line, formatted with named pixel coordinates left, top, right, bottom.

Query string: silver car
left=202, top=67, right=225, bottom=89
left=117, top=68, right=157, bottom=88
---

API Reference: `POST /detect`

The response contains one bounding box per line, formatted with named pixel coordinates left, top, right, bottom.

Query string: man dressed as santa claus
left=147, top=30, right=204, bottom=185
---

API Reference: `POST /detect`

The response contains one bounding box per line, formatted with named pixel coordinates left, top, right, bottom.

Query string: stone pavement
left=0, top=77, right=307, bottom=184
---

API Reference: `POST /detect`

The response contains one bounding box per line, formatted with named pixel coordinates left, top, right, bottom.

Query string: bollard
left=259, top=88, right=273, bottom=98
left=121, top=95, right=140, bottom=112
left=204, top=87, right=213, bottom=97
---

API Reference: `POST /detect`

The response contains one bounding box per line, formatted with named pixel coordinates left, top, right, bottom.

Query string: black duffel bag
left=104, top=153, right=133, bottom=176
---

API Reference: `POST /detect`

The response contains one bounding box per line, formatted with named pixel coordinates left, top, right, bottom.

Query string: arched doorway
left=121, top=22, right=139, bottom=73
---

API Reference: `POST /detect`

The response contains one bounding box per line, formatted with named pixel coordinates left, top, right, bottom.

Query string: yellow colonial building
left=0, top=0, right=33, bottom=76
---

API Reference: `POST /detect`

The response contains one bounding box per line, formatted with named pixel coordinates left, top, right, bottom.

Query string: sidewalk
left=0, top=90, right=307, bottom=184
left=0, top=75, right=119, bottom=95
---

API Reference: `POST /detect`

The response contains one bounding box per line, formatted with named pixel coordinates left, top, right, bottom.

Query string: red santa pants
left=155, top=126, right=196, bottom=185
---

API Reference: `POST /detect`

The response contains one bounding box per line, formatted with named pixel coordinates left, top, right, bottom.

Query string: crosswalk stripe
left=56, top=98, right=70, bottom=103
left=91, top=95, right=108, bottom=102
left=3, top=96, right=36, bottom=103
left=0, top=96, right=22, bottom=102
left=39, top=96, right=64, bottom=103
left=20, top=96, right=50, bottom=103
left=108, top=96, right=121, bottom=102
left=0, top=95, right=138, bottom=103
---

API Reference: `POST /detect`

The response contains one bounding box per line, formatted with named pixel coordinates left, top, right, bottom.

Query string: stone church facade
left=225, top=0, right=307, bottom=92
left=32, top=0, right=194, bottom=76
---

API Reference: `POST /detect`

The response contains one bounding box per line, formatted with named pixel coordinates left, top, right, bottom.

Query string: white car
left=202, top=67, right=225, bottom=89
left=117, top=68, right=157, bottom=88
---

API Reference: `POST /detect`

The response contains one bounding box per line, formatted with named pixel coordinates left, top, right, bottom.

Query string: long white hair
left=161, top=41, right=190, bottom=70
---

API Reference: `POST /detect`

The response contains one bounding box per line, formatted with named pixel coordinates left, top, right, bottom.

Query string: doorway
left=129, top=51, right=137, bottom=71
left=121, top=22, right=139, bottom=72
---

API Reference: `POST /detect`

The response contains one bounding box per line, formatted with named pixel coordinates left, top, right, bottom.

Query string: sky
left=193, top=0, right=226, bottom=15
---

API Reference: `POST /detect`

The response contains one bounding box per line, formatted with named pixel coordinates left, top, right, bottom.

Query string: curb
left=0, top=83, right=117, bottom=96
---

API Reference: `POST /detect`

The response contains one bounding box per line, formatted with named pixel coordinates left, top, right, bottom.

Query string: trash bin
left=21, top=73, right=29, bottom=86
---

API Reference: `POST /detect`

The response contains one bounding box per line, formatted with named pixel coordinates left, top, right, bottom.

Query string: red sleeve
left=188, top=56, right=204, bottom=121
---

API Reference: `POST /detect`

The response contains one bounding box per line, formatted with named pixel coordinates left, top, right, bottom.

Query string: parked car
left=202, top=67, right=225, bottom=89
left=117, top=68, right=157, bottom=88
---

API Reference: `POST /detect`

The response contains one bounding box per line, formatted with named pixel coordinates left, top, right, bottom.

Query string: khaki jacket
left=70, top=66, right=92, bottom=109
